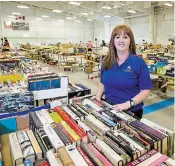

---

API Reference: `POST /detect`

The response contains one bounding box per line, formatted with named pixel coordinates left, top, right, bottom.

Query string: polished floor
left=39, top=61, right=174, bottom=131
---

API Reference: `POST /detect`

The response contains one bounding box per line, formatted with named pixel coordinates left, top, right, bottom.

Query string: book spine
left=54, top=107, right=87, bottom=138
left=83, top=99, right=103, bottom=112
left=148, top=155, right=168, bottom=166
left=16, top=131, right=35, bottom=161
left=9, top=133, right=23, bottom=166
left=27, top=130, right=43, bottom=161
left=43, top=124, right=64, bottom=150
left=35, top=111, right=49, bottom=126
left=24, top=159, right=33, bottom=166
left=77, top=146, right=95, bottom=166
left=57, top=147, right=75, bottom=166
left=46, top=150, right=61, bottom=166
left=67, top=105, right=84, bottom=120
left=80, top=142, right=104, bottom=166
left=49, top=112, right=63, bottom=123
left=88, top=143, right=113, bottom=166
left=71, top=103, right=89, bottom=116
left=66, top=144, right=88, bottom=166
left=77, top=120, right=91, bottom=132
left=62, top=106, right=80, bottom=121
left=126, top=149, right=158, bottom=166
left=40, top=109, right=54, bottom=124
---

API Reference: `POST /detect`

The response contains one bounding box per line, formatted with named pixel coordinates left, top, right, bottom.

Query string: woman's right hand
left=94, top=96, right=101, bottom=102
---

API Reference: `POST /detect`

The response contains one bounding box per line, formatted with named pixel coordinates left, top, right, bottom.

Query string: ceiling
left=7, top=1, right=175, bottom=21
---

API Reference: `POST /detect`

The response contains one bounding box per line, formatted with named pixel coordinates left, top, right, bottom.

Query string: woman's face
left=114, top=31, right=131, bottom=52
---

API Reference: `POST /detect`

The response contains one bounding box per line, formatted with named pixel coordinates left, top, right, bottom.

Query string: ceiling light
left=41, top=15, right=50, bottom=18
left=9, top=16, right=16, bottom=18
left=90, top=12, right=93, bottom=15
left=23, top=34, right=30, bottom=37
left=128, top=10, right=136, bottom=13
left=120, top=3, right=125, bottom=6
left=69, top=2, right=80, bottom=6
left=104, top=15, right=111, bottom=18
left=75, top=20, right=81, bottom=22
left=17, top=5, right=29, bottom=9
left=66, top=17, right=76, bottom=20
left=87, top=19, right=93, bottom=21
left=58, top=19, right=64, bottom=22
left=81, top=12, right=89, bottom=16
left=12, top=12, right=21, bottom=15
left=52, top=10, right=62, bottom=13
left=119, top=9, right=123, bottom=11
left=36, top=18, right=43, bottom=20
left=114, top=5, right=120, bottom=8
left=102, top=6, right=112, bottom=10
left=164, top=3, right=173, bottom=6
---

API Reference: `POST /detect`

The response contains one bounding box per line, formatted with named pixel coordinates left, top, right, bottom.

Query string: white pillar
left=149, top=13, right=156, bottom=44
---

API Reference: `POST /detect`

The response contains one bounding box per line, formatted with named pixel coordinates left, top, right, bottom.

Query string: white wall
left=0, top=2, right=93, bottom=45
left=129, top=16, right=150, bottom=44
left=155, top=7, right=174, bottom=45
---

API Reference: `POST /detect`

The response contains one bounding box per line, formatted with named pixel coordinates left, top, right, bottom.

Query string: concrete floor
left=39, top=61, right=174, bottom=131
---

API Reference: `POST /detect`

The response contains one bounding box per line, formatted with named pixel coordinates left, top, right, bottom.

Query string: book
left=88, top=143, right=112, bottom=166
left=9, top=132, right=23, bottom=166
left=57, top=147, right=75, bottom=166
left=71, top=103, right=89, bottom=117
left=141, top=118, right=174, bottom=156
left=33, top=158, right=49, bottom=166
left=16, top=130, right=35, bottom=162
left=80, top=142, right=104, bottom=166
left=77, top=146, right=94, bottom=166
left=24, top=159, right=33, bottom=166
left=82, top=99, right=103, bottom=112
left=66, top=144, right=88, bottom=166
left=54, top=107, right=87, bottom=142
left=62, top=106, right=80, bottom=121
left=52, top=123, right=72, bottom=145
left=40, top=109, right=54, bottom=125
left=46, top=150, right=62, bottom=166
left=49, top=112, right=63, bottom=123
left=1, top=134, right=12, bottom=166
left=130, top=120, right=168, bottom=155
left=95, top=139, right=123, bottom=166
left=27, top=130, right=43, bottom=161
left=35, top=111, right=49, bottom=126
left=126, top=149, right=158, bottom=166
left=43, top=124, right=64, bottom=150
left=67, top=105, right=84, bottom=120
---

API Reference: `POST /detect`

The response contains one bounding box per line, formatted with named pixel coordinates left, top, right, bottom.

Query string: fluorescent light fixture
left=12, top=12, right=21, bottom=15
left=52, top=9, right=62, bottom=13
left=23, top=34, right=30, bottom=37
left=90, top=12, right=93, bottom=15
left=87, top=19, right=93, bottom=21
left=17, top=5, right=29, bottom=9
left=120, top=3, right=125, bottom=6
left=41, top=15, right=50, bottom=18
left=102, top=6, right=111, bottom=10
left=58, top=19, right=64, bottom=21
left=81, top=12, right=89, bottom=15
left=128, top=10, right=136, bottom=13
left=164, top=3, right=173, bottom=6
left=119, top=9, right=123, bottom=11
left=66, top=16, right=76, bottom=20
left=69, top=2, right=80, bottom=6
left=104, top=15, right=111, bottom=18
left=114, top=5, right=120, bottom=8
left=36, top=17, right=43, bottom=20
left=9, top=16, right=16, bottom=18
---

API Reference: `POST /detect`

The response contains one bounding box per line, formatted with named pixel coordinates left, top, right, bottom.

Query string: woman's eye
left=115, top=36, right=120, bottom=39
left=124, top=36, right=128, bottom=39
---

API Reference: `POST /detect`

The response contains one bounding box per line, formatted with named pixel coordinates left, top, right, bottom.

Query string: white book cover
left=62, top=106, right=80, bottom=121
left=9, top=133, right=23, bottom=166
left=35, top=111, right=49, bottom=126
left=41, top=109, right=54, bottom=125
left=77, top=120, right=90, bottom=132
left=95, top=138, right=123, bottom=166
left=83, top=99, right=103, bottom=112
left=65, top=145, right=88, bottom=166
left=43, top=124, right=64, bottom=150
left=46, top=150, right=62, bottom=166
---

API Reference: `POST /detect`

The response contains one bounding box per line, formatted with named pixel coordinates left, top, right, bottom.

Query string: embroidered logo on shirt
left=124, top=66, right=133, bottom=72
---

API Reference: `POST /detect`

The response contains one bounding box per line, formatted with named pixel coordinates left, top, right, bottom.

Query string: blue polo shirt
left=100, top=54, right=152, bottom=112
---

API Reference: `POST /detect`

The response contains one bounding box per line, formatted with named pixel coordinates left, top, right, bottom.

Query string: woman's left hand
left=112, top=101, right=131, bottom=111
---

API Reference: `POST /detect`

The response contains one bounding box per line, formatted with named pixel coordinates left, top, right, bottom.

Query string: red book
left=54, top=107, right=87, bottom=142
left=77, top=146, right=94, bottom=166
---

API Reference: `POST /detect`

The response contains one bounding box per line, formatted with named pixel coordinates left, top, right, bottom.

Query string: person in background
left=171, top=40, right=174, bottom=45
left=95, top=24, right=151, bottom=119
left=101, top=40, right=106, bottom=47
left=3, top=37, right=10, bottom=48
left=86, top=41, right=93, bottom=52
left=1, top=38, right=3, bottom=46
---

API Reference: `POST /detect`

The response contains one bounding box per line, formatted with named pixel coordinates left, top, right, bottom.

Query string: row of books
left=0, top=96, right=174, bottom=165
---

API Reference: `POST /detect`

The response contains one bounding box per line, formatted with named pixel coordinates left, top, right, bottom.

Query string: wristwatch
left=130, top=99, right=135, bottom=107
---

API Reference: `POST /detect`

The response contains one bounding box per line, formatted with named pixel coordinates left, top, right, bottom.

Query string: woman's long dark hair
left=103, top=24, right=136, bottom=69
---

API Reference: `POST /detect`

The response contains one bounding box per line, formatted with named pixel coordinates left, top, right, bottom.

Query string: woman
left=95, top=25, right=151, bottom=119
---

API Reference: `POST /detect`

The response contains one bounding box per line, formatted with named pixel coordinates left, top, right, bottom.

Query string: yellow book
left=50, top=112, right=63, bottom=123
left=61, top=121, right=80, bottom=141
left=1, top=134, right=12, bottom=166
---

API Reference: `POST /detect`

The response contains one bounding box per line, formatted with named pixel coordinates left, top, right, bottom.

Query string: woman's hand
left=94, top=96, right=101, bottom=102
left=112, top=101, right=130, bottom=111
